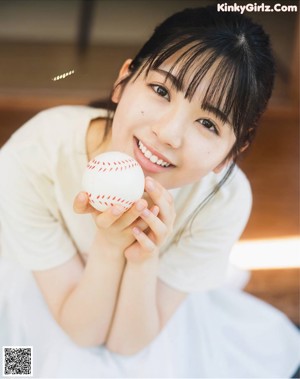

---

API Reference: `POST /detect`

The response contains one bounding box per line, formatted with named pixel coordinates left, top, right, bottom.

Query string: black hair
left=92, top=5, right=275, bottom=235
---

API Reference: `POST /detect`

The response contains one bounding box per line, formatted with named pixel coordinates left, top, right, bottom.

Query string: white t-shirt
left=0, top=106, right=252, bottom=292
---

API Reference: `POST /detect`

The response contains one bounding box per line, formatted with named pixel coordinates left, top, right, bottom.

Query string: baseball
left=82, top=151, right=145, bottom=212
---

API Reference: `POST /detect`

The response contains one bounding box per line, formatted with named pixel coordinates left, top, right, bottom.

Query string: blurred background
left=0, top=0, right=299, bottom=325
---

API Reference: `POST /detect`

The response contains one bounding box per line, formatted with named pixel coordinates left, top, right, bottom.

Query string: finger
left=94, top=204, right=127, bottom=229
left=144, top=177, right=175, bottom=224
left=133, top=205, right=159, bottom=232
left=132, top=227, right=157, bottom=253
left=73, top=192, right=98, bottom=214
left=94, top=199, right=148, bottom=230
left=140, top=207, right=167, bottom=245
left=112, top=199, right=148, bottom=230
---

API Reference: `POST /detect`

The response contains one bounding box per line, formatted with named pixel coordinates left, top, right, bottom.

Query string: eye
left=150, top=84, right=170, bottom=100
left=198, top=119, right=219, bottom=135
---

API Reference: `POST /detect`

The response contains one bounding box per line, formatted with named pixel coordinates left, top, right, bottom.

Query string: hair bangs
left=201, top=54, right=258, bottom=138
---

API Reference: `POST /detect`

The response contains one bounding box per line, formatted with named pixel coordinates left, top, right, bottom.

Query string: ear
left=111, top=59, right=133, bottom=104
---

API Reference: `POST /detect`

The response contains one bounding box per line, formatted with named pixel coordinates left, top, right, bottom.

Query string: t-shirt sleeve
left=0, top=145, right=77, bottom=271
left=157, top=171, right=252, bottom=293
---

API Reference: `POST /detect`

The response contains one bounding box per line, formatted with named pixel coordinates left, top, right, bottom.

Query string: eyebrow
left=201, top=103, right=229, bottom=125
left=152, top=68, right=230, bottom=125
left=152, top=68, right=183, bottom=92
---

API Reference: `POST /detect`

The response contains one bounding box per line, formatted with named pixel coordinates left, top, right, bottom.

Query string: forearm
left=58, top=233, right=125, bottom=347
left=105, top=256, right=161, bottom=355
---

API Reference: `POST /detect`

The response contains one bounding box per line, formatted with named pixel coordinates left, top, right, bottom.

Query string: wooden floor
left=0, top=42, right=299, bottom=326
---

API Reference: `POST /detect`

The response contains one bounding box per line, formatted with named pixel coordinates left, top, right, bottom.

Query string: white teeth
left=145, top=150, right=152, bottom=159
left=150, top=155, right=158, bottom=163
left=138, top=141, right=170, bottom=167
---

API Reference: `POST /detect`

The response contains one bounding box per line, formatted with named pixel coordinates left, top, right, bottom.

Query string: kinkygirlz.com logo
left=217, top=3, right=298, bottom=14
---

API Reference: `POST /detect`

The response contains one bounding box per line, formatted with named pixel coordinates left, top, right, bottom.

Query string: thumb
left=73, top=192, right=95, bottom=214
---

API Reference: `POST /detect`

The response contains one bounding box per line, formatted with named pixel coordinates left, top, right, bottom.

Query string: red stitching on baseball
left=88, top=193, right=134, bottom=209
left=86, top=157, right=139, bottom=172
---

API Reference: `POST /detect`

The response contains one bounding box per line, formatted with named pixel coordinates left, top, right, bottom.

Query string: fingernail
left=136, top=200, right=146, bottom=211
left=142, top=208, right=151, bottom=217
left=112, top=205, right=125, bottom=216
left=152, top=206, right=159, bottom=216
left=77, top=192, right=86, bottom=202
left=146, top=178, right=155, bottom=192
left=132, top=227, right=141, bottom=235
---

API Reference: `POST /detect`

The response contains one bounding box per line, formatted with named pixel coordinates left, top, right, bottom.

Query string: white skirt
left=0, top=257, right=299, bottom=378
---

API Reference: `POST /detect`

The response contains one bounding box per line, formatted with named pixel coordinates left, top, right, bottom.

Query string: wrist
left=89, top=230, right=125, bottom=262
left=125, top=251, right=159, bottom=270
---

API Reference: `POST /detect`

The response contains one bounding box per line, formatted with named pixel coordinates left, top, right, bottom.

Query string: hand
left=73, top=190, right=158, bottom=252
left=124, top=177, right=176, bottom=263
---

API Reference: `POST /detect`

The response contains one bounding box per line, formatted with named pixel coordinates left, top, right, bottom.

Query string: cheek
left=182, top=143, right=224, bottom=175
left=116, top=94, right=146, bottom=123
left=184, top=136, right=213, bottom=162
left=112, top=103, right=147, bottom=143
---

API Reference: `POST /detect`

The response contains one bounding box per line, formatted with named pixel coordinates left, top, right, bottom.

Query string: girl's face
left=109, top=57, right=237, bottom=189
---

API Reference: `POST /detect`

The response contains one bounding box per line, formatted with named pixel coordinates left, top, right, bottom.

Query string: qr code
left=2, top=346, right=33, bottom=377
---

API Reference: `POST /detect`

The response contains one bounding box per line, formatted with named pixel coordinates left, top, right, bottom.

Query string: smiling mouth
left=137, top=140, right=172, bottom=167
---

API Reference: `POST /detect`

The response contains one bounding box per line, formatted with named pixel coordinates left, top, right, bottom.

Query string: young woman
left=0, top=5, right=299, bottom=378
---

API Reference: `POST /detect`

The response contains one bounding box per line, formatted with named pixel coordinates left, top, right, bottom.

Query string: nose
left=152, top=115, right=185, bottom=149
